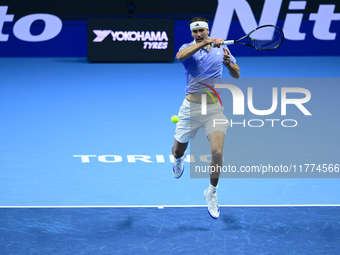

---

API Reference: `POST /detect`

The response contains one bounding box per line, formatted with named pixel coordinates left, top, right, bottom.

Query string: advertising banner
left=87, top=18, right=174, bottom=62
left=0, top=0, right=339, bottom=57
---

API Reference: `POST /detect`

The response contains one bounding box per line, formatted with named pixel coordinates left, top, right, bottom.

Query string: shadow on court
left=0, top=207, right=339, bottom=254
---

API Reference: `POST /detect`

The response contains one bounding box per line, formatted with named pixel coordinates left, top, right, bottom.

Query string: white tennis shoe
left=172, top=151, right=186, bottom=179
left=204, top=189, right=220, bottom=219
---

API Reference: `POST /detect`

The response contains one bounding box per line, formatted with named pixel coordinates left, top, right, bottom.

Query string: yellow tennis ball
left=251, top=38, right=254, bottom=41
left=171, top=115, right=179, bottom=123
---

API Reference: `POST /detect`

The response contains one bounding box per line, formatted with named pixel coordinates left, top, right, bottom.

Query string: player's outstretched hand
left=223, top=48, right=231, bottom=65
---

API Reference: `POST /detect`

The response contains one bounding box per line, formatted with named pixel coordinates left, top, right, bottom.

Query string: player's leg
left=172, top=139, right=188, bottom=179
left=172, top=98, right=200, bottom=178
left=172, top=98, right=191, bottom=178
left=209, top=130, right=225, bottom=186
left=203, top=130, right=225, bottom=219
left=172, top=139, right=188, bottom=159
left=202, top=103, right=229, bottom=187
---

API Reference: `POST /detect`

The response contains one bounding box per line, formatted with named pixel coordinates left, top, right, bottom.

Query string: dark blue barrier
left=1, top=19, right=339, bottom=58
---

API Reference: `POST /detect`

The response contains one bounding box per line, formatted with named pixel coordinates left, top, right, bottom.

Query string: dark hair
left=189, top=17, right=209, bottom=25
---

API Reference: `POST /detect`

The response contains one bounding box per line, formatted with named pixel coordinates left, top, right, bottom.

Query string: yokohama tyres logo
left=92, top=30, right=169, bottom=50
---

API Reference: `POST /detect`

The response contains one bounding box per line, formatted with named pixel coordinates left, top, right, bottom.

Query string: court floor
left=0, top=56, right=340, bottom=254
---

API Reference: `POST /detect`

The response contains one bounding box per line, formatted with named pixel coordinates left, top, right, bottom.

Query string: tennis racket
left=222, top=25, right=284, bottom=51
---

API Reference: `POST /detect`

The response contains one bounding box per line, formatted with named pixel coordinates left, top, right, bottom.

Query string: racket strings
left=248, top=26, right=284, bottom=50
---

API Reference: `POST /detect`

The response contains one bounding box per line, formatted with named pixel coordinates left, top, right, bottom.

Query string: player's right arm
left=176, top=38, right=224, bottom=61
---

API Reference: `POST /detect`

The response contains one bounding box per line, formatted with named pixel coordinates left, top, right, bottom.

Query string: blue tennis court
left=1, top=56, right=340, bottom=254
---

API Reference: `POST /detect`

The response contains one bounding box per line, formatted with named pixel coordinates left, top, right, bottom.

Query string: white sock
left=208, top=184, right=218, bottom=193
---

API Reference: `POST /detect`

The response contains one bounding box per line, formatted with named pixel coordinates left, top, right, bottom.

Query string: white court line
left=0, top=204, right=339, bottom=208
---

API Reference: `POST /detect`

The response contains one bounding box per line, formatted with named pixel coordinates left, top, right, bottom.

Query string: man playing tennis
left=172, top=17, right=240, bottom=219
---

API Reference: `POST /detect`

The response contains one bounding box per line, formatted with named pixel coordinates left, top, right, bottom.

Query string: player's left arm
left=223, top=48, right=240, bottom=79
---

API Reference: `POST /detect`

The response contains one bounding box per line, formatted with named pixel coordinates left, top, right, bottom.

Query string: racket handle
left=210, top=40, right=234, bottom=46
left=223, top=40, right=234, bottom=45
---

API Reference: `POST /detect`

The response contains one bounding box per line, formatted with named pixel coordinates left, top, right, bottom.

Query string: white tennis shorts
left=174, top=98, right=230, bottom=143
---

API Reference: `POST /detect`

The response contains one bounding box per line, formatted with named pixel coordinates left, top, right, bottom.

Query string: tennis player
left=172, top=17, right=240, bottom=219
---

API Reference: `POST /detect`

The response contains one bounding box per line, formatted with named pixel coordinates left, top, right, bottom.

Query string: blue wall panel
left=1, top=19, right=339, bottom=58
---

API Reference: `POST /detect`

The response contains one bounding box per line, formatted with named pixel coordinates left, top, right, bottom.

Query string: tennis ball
left=251, top=38, right=254, bottom=41
left=171, top=115, right=179, bottom=123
